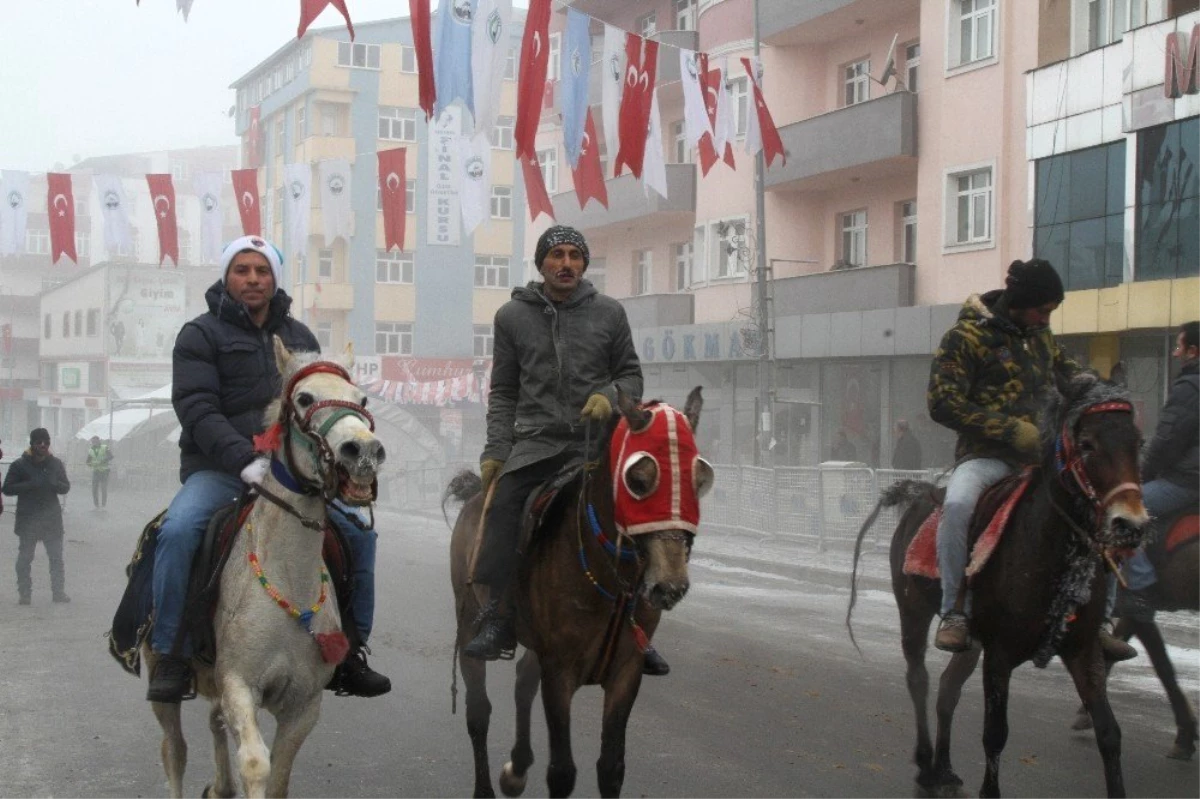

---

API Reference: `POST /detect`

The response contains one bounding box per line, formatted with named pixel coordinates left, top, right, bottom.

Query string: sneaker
left=934, top=611, right=972, bottom=653
left=1098, top=620, right=1137, bottom=662
left=642, top=646, right=671, bottom=676
left=52, top=593, right=70, bottom=603
left=463, top=599, right=517, bottom=661
left=329, top=649, right=392, bottom=697
left=147, top=654, right=194, bottom=703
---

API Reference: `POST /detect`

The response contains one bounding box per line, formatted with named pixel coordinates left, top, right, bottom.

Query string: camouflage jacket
left=928, top=290, right=1081, bottom=466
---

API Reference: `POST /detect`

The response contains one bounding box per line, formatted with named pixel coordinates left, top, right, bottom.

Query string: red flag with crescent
left=146, top=174, right=179, bottom=267
left=378, top=147, right=407, bottom=253
left=298, top=0, right=354, bottom=40
left=571, top=109, right=608, bottom=210
left=46, top=173, right=77, bottom=265
left=519, top=153, right=555, bottom=223
left=613, top=34, right=658, bottom=179
left=742, top=57, right=786, bottom=167
left=408, top=0, right=436, bottom=119
left=231, top=169, right=262, bottom=236
left=697, top=66, right=735, bottom=174
left=245, top=106, right=263, bottom=169
left=514, top=0, right=552, bottom=159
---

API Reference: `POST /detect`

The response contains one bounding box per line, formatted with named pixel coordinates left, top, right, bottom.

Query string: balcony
left=552, top=164, right=696, bottom=233
left=760, top=0, right=919, bottom=47
left=297, top=135, right=356, bottom=164
left=765, top=91, right=917, bottom=193
left=772, top=262, right=915, bottom=316
left=618, top=293, right=694, bottom=330
left=297, top=281, right=354, bottom=311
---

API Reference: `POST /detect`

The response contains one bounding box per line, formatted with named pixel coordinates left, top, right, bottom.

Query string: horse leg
left=596, top=660, right=642, bottom=798
left=1131, top=619, right=1198, bottom=760
left=500, top=650, right=541, bottom=797
left=1062, top=646, right=1125, bottom=797
left=265, top=699, right=322, bottom=798
left=978, top=652, right=1014, bottom=799
left=930, top=646, right=979, bottom=797
left=1071, top=618, right=1129, bottom=731
left=898, top=604, right=935, bottom=789
left=203, top=702, right=236, bottom=799
left=220, top=675, right=271, bottom=798
left=151, top=699, right=187, bottom=799
left=539, top=667, right=579, bottom=799
left=460, top=645, right=496, bottom=799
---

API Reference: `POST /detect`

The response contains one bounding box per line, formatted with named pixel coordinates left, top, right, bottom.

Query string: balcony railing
left=551, top=163, right=696, bottom=232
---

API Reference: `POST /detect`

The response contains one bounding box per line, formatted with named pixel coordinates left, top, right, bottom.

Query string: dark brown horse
left=444, top=388, right=710, bottom=798
left=847, top=373, right=1147, bottom=797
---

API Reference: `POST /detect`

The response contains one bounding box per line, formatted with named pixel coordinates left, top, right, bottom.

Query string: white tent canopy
left=75, top=384, right=177, bottom=442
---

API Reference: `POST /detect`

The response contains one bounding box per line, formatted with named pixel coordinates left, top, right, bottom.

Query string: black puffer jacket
left=174, top=281, right=319, bottom=483
left=1, top=450, right=69, bottom=538
left=1143, top=358, right=1199, bottom=489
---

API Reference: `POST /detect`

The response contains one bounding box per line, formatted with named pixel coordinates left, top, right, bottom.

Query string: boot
left=464, top=598, right=517, bottom=661
left=642, top=645, right=670, bottom=676
left=934, top=611, right=972, bottom=653
left=1099, top=620, right=1138, bottom=662
left=147, top=654, right=194, bottom=703
left=329, top=648, right=392, bottom=697
left=52, top=593, right=70, bottom=603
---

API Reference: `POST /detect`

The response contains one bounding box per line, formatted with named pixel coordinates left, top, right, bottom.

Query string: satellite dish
left=879, top=33, right=899, bottom=87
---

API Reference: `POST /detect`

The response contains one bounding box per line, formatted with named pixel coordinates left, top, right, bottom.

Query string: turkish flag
left=697, top=67, right=735, bottom=174
left=378, top=148, right=407, bottom=253
left=245, top=106, right=263, bottom=169
left=231, top=169, right=262, bottom=236
left=147, top=174, right=180, bottom=266
left=613, top=34, right=658, bottom=179
left=513, top=0, right=552, bottom=159
left=46, top=173, right=77, bottom=265
left=742, top=57, right=786, bottom=168
left=519, top=153, right=555, bottom=223
left=408, top=0, right=435, bottom=119
left=298, top=0, right=354, bottom=40
left=571, top=109, right=608, bottom=211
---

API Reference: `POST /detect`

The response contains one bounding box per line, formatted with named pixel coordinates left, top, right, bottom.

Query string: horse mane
left=262, top=349, right=323, bottom=426
left=1039, top=371, right=1132, bottom=450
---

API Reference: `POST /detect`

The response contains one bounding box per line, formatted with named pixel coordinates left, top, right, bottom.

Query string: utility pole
left=753, top=0, right=772, bottom=467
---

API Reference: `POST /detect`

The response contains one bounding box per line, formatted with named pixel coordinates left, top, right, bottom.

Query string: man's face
left=538, top=244, right=586, bottom=297
left=1173, top=332, right=1199, bottom=362
left=31, top=439, right=49, bottom=460
left=1010, top=301, right=1058, bottom=330
left=225, top=250, right=275, bottom=313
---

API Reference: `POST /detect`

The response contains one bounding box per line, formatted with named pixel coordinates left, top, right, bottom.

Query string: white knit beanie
left=219, top=235, right=284, bottom=295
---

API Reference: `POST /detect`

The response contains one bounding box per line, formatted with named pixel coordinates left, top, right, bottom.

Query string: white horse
left=144, top=337, right=385, bottom=798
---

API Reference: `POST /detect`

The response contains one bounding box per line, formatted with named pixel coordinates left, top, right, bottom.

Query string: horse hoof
left=1166, top=743, right=1195, bottom=761
left=499, top=762, right=527, bottom=797
left=1071, top=710, right=1093, bottom=731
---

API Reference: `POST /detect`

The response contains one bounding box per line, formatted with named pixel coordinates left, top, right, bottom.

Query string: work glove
left=1011, top=420, right=1041, bottom=455
left=579, top=393, right=613, bottom=424
left=240, top=457, right=270, bottom=487
left=480, top=459, right=505, bottom=490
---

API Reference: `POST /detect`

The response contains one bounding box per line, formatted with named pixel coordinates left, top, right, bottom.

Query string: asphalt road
left=1, top=487, right=1196, bottom=798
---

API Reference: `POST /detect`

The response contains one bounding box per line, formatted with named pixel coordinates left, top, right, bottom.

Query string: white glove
left=240, top=457, right=270, bottom=487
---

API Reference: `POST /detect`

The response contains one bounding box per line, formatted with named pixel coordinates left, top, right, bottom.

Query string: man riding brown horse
left=465, top=225, right=670, bottom=675
left=927, top=257, right=1135, bottom=660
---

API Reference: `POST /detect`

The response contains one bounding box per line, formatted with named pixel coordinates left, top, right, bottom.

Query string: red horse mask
left=609, top=402, right=702, bottom=536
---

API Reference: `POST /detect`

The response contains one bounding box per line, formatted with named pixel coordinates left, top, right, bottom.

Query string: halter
left=1053, top=399, right=1140, bottom=528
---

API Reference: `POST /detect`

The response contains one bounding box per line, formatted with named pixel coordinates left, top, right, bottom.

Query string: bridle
left=1052, top=398, right=1141, bottom=543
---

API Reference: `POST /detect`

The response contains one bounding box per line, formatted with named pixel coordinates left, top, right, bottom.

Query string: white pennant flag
left=93, top=174, right=133, bottom=257
left=0, top=170, right=31, bottom=256
left=643, top=88, right=668, bottom=200
left=600, top=24, right=626, bottom=168
left=471, top=0, right=512, bottom=143
left=177, top=0, right=194, bottom=20
left=457, top=133, right=492, bottom=236
left=680, top=48, right=710, bottom=146
left=283, top=163, right=312, bottom=257
left=714, top=58, right=736, bottom=156
left=192, top=171, right=223, bottom=264
left=317, top=159, right=352, bottom=246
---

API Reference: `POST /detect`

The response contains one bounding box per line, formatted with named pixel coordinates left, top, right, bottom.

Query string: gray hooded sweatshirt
left=483, top=279, right=643, bottom=475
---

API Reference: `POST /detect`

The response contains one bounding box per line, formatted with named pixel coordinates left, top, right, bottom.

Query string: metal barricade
left=774, top=467, right=823, bottom=547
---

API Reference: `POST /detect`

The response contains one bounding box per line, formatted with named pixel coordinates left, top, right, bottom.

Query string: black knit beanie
left=1004, top=259, right=1064, bottom=309
left=29, top=428, right=50, bottom=446
left=534, top=225, right=590, bottom=269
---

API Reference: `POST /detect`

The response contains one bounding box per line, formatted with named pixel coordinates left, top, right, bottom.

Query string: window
left=673, top=242, right=692, bottom=291
left=728, top=76, right=750, bottom=137
left=905, top=42, right=920, bottom=92
left=406, top=179, right=416, bottom=213
left=474, top=255, right=510, bottom=287
left=840, top=210, right=868, bottom=267
left=949, top=167, right=993, bottom=246
left=62, top=312, right=70, bottom=338
left=400, top=45, right=417, bottom=73
left=375, top=322, right=412, bottom=354
left=633, top=249, right=653, bottom=295
left=955, top=0, right=996, bottom=67
left=74, top=310, right=82, bottom=337
left=1134, top=118, right=1199, bottom=281
left=1080, top=0, right=1146, bottom=53
left=87, top=309, right=100, bottom=337
left=900, top=200, right=918, bottom=264
left=317, top=248, right=334, bottom=279
left=473, top=325, right=494, bottom=357
left=275, top=118, right=285, bottom=156
left=74, top=231, right=89, bottom=259
left=285, top=59, right=295, bottom=84
left=588, top=257, right=606, bottom=293
left=43, top=313, right=50, bottom=339
left=547, top=33, right=561, bottom=81
left=637, top=12, right=657, bottom=38
left=295, top=104, right=306, bottom=141
left=301, top=43, right=312, bottom=68
left=672, top=120, right=691, bottom=164
left=376, top=248, right=414, bottom=283
left=537, top=148, right=558, bottom=194
left=675, top=0, right=698, bottom=31
left=170, top=162, right=188, bottom=182
left=25, top=229, right=50, bottom=255
left=379, top=107, right=417, bottom=142
left=178, top=229, right=193, bottom=266
left=715, top=218, right=749, bottom=277
left=318, top=103, right=342, bottom=137
left=504, top=48, right=517, bottom=80
left=316, top=321, right=332, bottom=349
left=1034, top=142, right=1126, bottom=290
left=337, top=41, right=381, bottom=69
left=491, top=185, right=512, bottom=219
left=490, top=115, right=515, bottom=149
left=844, top=59, right=870, bottom=106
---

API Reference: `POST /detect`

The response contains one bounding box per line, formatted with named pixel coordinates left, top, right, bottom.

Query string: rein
left=1053, top=400, right=1140, bottom=531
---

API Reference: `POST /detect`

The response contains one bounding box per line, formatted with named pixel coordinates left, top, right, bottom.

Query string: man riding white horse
left=147, top=235, right=390, bottom=702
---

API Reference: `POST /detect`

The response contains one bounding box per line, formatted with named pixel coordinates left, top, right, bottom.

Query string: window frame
left=899, top=200, right=918, bottom=264
left=317, top=247, right=335, bottom=280
left=337, top=41, right=381, bottom=70
left=904, top=42, right=921, bottom=92
left=474, top=255, right=511, bottom=288
left=490, top=185, right=513, bottom=219
left=473, top=324, right=495, bottom=357
left=840, top=209, right=868, bottom=268
left=374, top=321, right=413, bottom=355
left=943, top=162, right=996, bottom=251
left=315, top=320, right=333, bottom=350
left=378, top=106, right=417, bottom=142
left=400, top=44, right=417, bottom=74
left=490, top=115, right=516, bottom=150
left=843, top=58, right=871, bottom=107
left=537, top=147, right=559, bottom=194
left=633, top=249, right=653, bottom=296
left=673, top=241, right=692, bottom=292
left=948, top=0, right=998, bottom=72
left=375, top=248, right=415, bottom=284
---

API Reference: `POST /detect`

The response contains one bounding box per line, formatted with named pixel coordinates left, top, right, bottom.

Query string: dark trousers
left=16, top=534, right=65, bottom=598
left=92, top=471, right=110, bottom=507
left=474, top=454, right=571, bottom=590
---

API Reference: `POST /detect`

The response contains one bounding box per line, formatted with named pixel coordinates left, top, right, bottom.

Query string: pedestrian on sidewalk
left=86, top=435, right=113, bottom=509
left=892, top=419, right=923, bottom=470
left=1, top=428, right=71, bottom=605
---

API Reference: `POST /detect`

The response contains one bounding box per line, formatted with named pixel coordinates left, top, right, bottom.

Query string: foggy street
left=1, top=485, right=1196, bottom=798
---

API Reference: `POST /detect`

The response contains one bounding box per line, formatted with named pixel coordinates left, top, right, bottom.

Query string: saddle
left=902, top=468, right=1036, bottom=580
left=1156, top=507, right=1199, bottom=562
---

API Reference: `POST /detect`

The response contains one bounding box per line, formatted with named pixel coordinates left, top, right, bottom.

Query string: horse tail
left=846, top=479, right=937, bottom=658
left=441, top=469, right=483, bottom=529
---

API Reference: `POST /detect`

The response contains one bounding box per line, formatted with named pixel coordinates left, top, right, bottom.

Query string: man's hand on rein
left=580, top=393, right=613, bottom=424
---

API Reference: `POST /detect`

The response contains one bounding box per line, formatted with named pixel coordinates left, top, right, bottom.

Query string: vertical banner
left=571, top=108, right=608, bottom=210
left=0, top=170, right=31, bottom=256
left=298, top=0, right=354, bottom=40
left=426, top=106, right=462, bottom=246
left=409, top=0, right=437, bottom=119
left=642, top=88, right=668, bottom=200
left=513, top=0, right=552, bottom=159
left=146, top=174, right=180, bottom=266
left=434, top=0, right=475, bottom=119
left=560, top=8, right=591, bottom=168
left=472, top=0, right=512, bottom=142
left=245, top=106, right=263, bottom=169
left=519, top=152, right=555, bottom=223
left=742, top=56, right=786, bottom=167
left=283, top=162, right=312, bottom=256
left=457, top=133, right=492, bottom=236
left=46, top=173, right=77, bottom=265
left=93, top=174, right=134, bottom=257
left=614, top=36, right=658, bottom=179
left=600, top=24, right=626, bottom=171
left=317, top=158, right=353, bottom=246
left=230, top=168, right=262, bottom=236
left=378, top=147, right=408, bottom=252
left=193, top=171, right=224, bottom=263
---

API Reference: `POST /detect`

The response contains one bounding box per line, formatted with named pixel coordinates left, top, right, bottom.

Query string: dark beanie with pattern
left=534, top=225, right=590, bottom=269
left=1004, top=259, right=1064, bottom=309
left=29, top=428, right=50, bottom=445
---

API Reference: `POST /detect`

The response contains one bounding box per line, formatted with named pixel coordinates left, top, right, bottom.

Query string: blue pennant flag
left=561, top=8, right=591, bottom=169
left=434, top=0, right=476, bottom=118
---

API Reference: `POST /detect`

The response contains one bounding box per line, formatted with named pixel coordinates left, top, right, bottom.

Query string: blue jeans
left=937, top=458, right=1014, bottom=616
left=151, top=470, right=379, bottom=654
left=1105, top=477, right=1200, bottom=616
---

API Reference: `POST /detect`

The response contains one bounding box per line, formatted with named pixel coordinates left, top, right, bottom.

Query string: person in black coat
left=892, top=419, right=923, bottom=470
left=2, top=428, right=71, bottom=604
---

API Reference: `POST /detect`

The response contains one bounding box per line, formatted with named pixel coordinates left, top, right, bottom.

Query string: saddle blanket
left=1165, top=512, right=1199, bottom=555
left=903, top=469, right=1035, bottom=581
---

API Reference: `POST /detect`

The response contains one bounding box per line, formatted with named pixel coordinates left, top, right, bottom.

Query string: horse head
left=607, top=386, right=713, bottom=610
left=1045, top=371, right=1147, bottom=546
left=264, top=336, right=385, bottom=505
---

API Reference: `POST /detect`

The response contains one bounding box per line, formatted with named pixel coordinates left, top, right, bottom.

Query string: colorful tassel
left=253, top=422, right=284, bottom=452
left=315, top=631, right=350, bottom=664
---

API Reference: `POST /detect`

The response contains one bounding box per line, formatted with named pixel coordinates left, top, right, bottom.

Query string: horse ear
left=340, top=340, right=355, bottom=371
left=616, top=387, right=651, bottom=432
left=683, top=386, right=703, bottom=432
left=273, top=335, right=293, bottom=376
left=1109, top=361, right=1128, bottom=387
